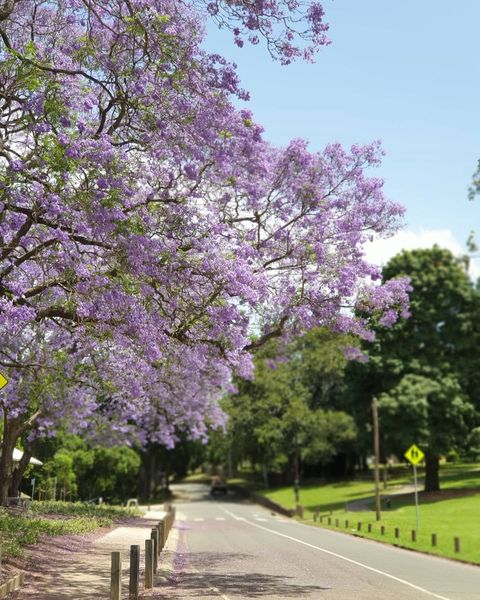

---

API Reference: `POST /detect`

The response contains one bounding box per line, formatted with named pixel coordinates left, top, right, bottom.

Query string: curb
left=228, top=484, right=294, bottom=518
left=0, top=571, right=25, bottom=598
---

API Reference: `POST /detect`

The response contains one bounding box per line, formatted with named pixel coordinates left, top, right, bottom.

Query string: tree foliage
left=348, top=247, right=478, bottom=491
left=222, top=329, right=357, bottom=480
left=0, top=0, right=409, bottom=503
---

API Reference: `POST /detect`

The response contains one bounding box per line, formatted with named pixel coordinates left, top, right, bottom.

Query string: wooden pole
left=110, top=552, right=121, bottom=600
left=150, top=529, right=158, bottom=573
left=161, top=516, right=167, bottom=547
left=145, top=539, right=154, bottom=589
left=157, top=521, right=164, bottom=553
left=129, top=545, right=140, bottom=600
left=372, top=397, right=381, bottom=521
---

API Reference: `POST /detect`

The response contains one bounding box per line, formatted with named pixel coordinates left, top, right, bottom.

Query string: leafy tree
left=378, top=374, right=475, bottom=490
left=348, top=247, right=478, bottom=491
left=33, top=435, right=141, bottom=503
left=222, top=330, right=357, bottom=484
left=0, top=1, right=410, bottom=504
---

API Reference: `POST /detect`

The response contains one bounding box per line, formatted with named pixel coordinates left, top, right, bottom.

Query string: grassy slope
left=260, top=464, right=480, bottom=564
left=0, top=501, right=141, bottom=558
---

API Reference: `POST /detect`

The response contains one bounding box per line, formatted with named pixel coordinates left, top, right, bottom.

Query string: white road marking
left=215, top=517, right=226, bottom=521
left=222, top=509, right=452, bottom=600
left=193, top=517, right=205, bottom=522
left=254, top=518, right=267, bottom=522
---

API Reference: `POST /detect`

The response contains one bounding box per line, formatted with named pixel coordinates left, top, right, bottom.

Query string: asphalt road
left=156, top=482, right=480, bottom=600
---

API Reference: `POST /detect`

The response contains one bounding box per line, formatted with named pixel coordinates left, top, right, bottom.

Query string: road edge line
left=222, top=509, right=452, bottom=600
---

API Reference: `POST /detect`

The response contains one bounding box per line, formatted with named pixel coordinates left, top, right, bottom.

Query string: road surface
left=152, top=482, right=480, bottom=600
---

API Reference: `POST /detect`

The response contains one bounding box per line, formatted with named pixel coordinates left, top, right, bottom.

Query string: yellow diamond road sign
left=0, top=372, right=8, bottom=390
left=405, top=444, right=424, bottom=465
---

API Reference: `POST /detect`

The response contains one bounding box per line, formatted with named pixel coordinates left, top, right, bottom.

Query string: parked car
left=210, top=476, right=228, bottom=495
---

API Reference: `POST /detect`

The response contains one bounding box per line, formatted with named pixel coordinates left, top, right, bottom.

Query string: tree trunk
left=9, top=446, right=32, bottom=498
left=0, top=410, right=41, bottom=505
left=424, top=452, right=440, bottom=492
left=0, top=418, right=20, bottom=506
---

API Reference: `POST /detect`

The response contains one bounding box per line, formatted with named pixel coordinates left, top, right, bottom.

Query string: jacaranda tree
left=0, top=0, right=410, bottom=504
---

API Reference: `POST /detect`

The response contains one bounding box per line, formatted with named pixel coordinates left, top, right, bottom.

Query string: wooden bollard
left=335, top=518, right=339, bottom=527
left=150, top=529, right=158, bottom=573
left=357, top=522, right=362, bottom=531
left=110, top=552, right=121, bottom=600
left=431, top=533, right=437, bottom=547
left=313, top=512, right=317, bottom=522
left=345, top=520, right=349, bottom=528
left=395, top=527, right=399, bottom=539
left=367, top=524, right=372, bottom=533
left=454, top=537, right=461, bottom=553
left=327, top=517, right=331, bottom=525
left=157, top=521, right=164, bottom=553
left=161, top=516, right=167, bottom=546
left=411, top=530, right=416, bottom=542
left=129, top=545, right=140, bottom=600
left=145, top=539, right=154, bottom=589
left=380, top=525, right=385, bottom=535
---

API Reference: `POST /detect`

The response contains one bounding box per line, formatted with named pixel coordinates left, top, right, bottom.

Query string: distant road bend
left=155, top=482, right=480, bottom=600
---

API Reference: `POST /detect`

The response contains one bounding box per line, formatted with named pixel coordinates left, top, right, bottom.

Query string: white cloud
left=364, top=229, right=480, bottom=281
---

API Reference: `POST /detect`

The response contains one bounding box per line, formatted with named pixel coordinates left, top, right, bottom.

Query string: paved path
left=12, top=506, right=168, bottom=599
left=346, top=484, right=418, bottom=511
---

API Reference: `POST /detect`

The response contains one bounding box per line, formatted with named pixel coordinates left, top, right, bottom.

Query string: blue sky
left=203, top=1, right=480, bottom=274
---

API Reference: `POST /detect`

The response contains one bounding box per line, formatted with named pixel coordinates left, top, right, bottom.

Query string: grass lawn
left=0, top=501, right=141, bottom=558
left=259, top=463, right=480, bottom=565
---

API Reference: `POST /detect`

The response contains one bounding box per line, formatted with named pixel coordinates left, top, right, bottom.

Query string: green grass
left=0, top=501, right=141, bottom=559
left=259, top=463, right=480, bottom=564
left=29, top=500, right=142, bottom=520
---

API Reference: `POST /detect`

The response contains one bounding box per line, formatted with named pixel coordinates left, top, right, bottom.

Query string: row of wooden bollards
left=313, top=512, right=462, bottom=553
left=110, top=504, right=176, bottom=600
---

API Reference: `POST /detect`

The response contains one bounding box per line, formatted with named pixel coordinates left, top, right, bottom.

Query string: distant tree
left=347, top=247, right=478, bottom=491
left=378, top=374, right=475, bottom=490
left=222, top=330, right=357, bottom=484
left=33, top=435, right=141, bottom=503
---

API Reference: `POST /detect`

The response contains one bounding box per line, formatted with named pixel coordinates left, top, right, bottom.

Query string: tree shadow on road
left=165, top=551, right=330, bottom=598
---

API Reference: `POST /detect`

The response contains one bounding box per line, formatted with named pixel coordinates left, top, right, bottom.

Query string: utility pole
left=372, top=397, right=381, bottom=521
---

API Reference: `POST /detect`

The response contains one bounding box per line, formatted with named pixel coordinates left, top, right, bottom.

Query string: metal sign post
left=404, top=444, right=424, bottom=531
left=413, top=464, right=419, bottom=530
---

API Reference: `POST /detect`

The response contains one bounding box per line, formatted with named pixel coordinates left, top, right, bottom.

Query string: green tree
left=347, top=246, right=478, bottom=491
left=378, top=374, right=475, bottom=490
left=222, top=329, right=357, bottom=484
left=33, top=435, right=141, bottom=503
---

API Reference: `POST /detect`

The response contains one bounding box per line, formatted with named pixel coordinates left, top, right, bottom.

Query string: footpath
left=11, top=506, right=175, bottom=600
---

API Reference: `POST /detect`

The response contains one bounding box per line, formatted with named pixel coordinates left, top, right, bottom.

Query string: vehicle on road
left=210, top=476, right=228, bottom=496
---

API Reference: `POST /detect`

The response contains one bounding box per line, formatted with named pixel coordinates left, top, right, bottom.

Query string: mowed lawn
left=259, top=464, right=480, bottom=564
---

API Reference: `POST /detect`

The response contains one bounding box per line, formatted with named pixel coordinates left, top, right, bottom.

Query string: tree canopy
left=0, top=0, right=410, bottom=504
left=349, top=247, right=478, bottom=491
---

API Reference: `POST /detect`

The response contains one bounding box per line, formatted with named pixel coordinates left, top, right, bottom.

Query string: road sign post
left=372, top=397, right=381, bottom=522
left=404, top=444, right=425, bottom=531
